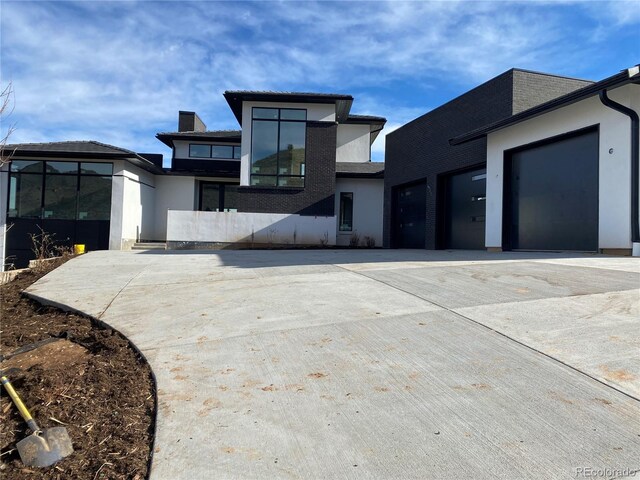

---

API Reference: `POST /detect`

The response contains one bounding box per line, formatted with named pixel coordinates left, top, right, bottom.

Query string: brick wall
left=237, top=121, right=337, bottom=216
left=383, top=69, right=593, bottom=249
left=384, top=70, right=514, bottom=248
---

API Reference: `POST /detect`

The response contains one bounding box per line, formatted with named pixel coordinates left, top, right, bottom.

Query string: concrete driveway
left=27, top=249, right=640, bottom=479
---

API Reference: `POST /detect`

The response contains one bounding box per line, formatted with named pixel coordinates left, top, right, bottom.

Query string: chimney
left=178, top=111, right=207, bottom=132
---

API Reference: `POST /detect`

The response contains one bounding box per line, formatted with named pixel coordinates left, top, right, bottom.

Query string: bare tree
left=0, top=81, right=16, bottom=167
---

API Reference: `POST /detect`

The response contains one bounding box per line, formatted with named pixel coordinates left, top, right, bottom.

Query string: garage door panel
left=509, top=129, right=598, bottom=251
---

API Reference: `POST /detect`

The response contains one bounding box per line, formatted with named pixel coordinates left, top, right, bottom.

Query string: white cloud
left=1, top=0, right=637, bottom=160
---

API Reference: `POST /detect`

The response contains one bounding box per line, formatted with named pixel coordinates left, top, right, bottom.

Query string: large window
left=8, top=160, right=113, bottom=221
left=199, top=182, right=239, bottom=212
left=189, top=144, right=240, bottom=159
left=339, top=192, right=353, bottom=232
left=251, top=107, right=306, bottom=187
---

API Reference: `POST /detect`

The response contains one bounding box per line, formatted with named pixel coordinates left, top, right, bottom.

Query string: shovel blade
left=17, top=427, right=73, bottom=468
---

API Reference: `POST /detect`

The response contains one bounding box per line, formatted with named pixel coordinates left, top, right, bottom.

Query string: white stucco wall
left=167, top=210, right=337, bottom=246
left=336, top=124, right=371, bottom=163
left=485, top=83, right=639, bottom=250
left=240, top=101, right=337, bottom=185
left=152, top=175, right=197, bottom=241
left=335, top=178, right=384, bottom=247
left=0, top=164, right=8, bottom=270
left=109, top=161, right=156, bottom=249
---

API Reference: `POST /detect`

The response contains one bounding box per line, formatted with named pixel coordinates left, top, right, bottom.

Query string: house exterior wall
left=237, top=121, right=337, bottom=216
left=335, top=178, right=384, bottom=247
left=166, top=210, right=336, bottom=247
left=383, top=69, right=593, bottom=249
left=336, top=124, right=370, bottom=163
left=486, top=83, right=639, bottom=251
left=110, top=161, right=156, bottom=249
left=152, top=175, right=197, bottom=241
left=239, top=101, right=336, bottom=186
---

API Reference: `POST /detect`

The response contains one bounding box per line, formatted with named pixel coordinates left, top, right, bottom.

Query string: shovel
left=1, top=375, right=73, bottom=467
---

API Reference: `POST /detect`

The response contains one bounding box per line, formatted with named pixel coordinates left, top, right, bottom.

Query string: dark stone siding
left=383, top=69, right=592, bottom=249
left=237, top=121, right=337, bottom=216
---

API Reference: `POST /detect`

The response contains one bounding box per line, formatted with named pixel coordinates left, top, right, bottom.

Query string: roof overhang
left=223, top=91, right=354, bottom=124
left=3, top=142, right=165, bottom=175
left=156, top=131, right=242, bottom=148
left=450, top=66, right=640, bottom=146
left=335, top=161, right=384, bottom=179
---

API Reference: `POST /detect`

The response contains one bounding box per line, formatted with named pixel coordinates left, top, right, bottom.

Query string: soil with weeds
left=0, top=257, right=155, bottom=479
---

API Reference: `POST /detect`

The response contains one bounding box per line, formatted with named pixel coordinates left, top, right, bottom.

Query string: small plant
left=29, top=226, right=73, bottom=271
left=364, top=236, right=376, bottom=248
left=319, top=231, right=329, bottom=247
left=349, top=231, right=360, bottom=247
left=30, top=226, right=57, bottom=261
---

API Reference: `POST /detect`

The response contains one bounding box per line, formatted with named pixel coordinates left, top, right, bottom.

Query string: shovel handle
left=1, top=376, right=40, bottom=432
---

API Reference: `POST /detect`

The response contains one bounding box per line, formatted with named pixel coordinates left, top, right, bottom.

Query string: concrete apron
left=25, top=249, right=640, bottom=479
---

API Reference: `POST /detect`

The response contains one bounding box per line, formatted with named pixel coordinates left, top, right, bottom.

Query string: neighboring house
left=384, top=68, right=593, bottom=250
left=451, top=66, right=640, bottom=256
left=0, top=91, right=386, bottom=269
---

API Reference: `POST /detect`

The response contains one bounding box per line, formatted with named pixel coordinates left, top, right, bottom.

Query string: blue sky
left=1, top=1, right=638, bottom=164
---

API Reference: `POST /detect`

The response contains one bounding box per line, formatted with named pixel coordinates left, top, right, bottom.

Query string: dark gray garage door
left=507, top=129, right=598, bottom=251
left=443, top=167, right=486, bottom=249
left=393, top=181, right=426, bottom=248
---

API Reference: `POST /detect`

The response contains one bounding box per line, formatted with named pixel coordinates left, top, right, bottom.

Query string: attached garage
left=504, top=128, right=599, bottom=251
left=450, top=66, right=639, bottom=256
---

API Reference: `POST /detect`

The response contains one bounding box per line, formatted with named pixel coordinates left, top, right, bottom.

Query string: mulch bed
left=0, top=258, right=156, bottom=479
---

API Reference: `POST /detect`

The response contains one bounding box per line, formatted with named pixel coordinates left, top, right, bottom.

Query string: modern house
left=385, top=66, right=640, bottom=256
left=0, top=91, right=386, bottom=269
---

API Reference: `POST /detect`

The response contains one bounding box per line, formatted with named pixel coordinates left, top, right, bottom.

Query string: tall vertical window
left=251, top=107, right=306, bottom=187
left=339, top=192, right=353, bottom=232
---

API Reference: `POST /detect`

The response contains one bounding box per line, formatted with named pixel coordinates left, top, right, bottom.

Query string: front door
left=393, top=181, right=426, bottom=248
left=442, top=167, right=486, bottom=249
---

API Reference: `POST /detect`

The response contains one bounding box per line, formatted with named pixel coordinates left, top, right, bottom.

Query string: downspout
left=598, top=86, right=640, bottom=256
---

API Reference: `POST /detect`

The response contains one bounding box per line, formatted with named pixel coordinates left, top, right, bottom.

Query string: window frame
left=339, top=192, right=354, bottom=232
left=189, top=143, right=240, bottom=160
left=198, top=181, right=240, bottom=213
left=7, top=160, right=113, bottom=221
left=250, top=107, right=307, bottom=188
